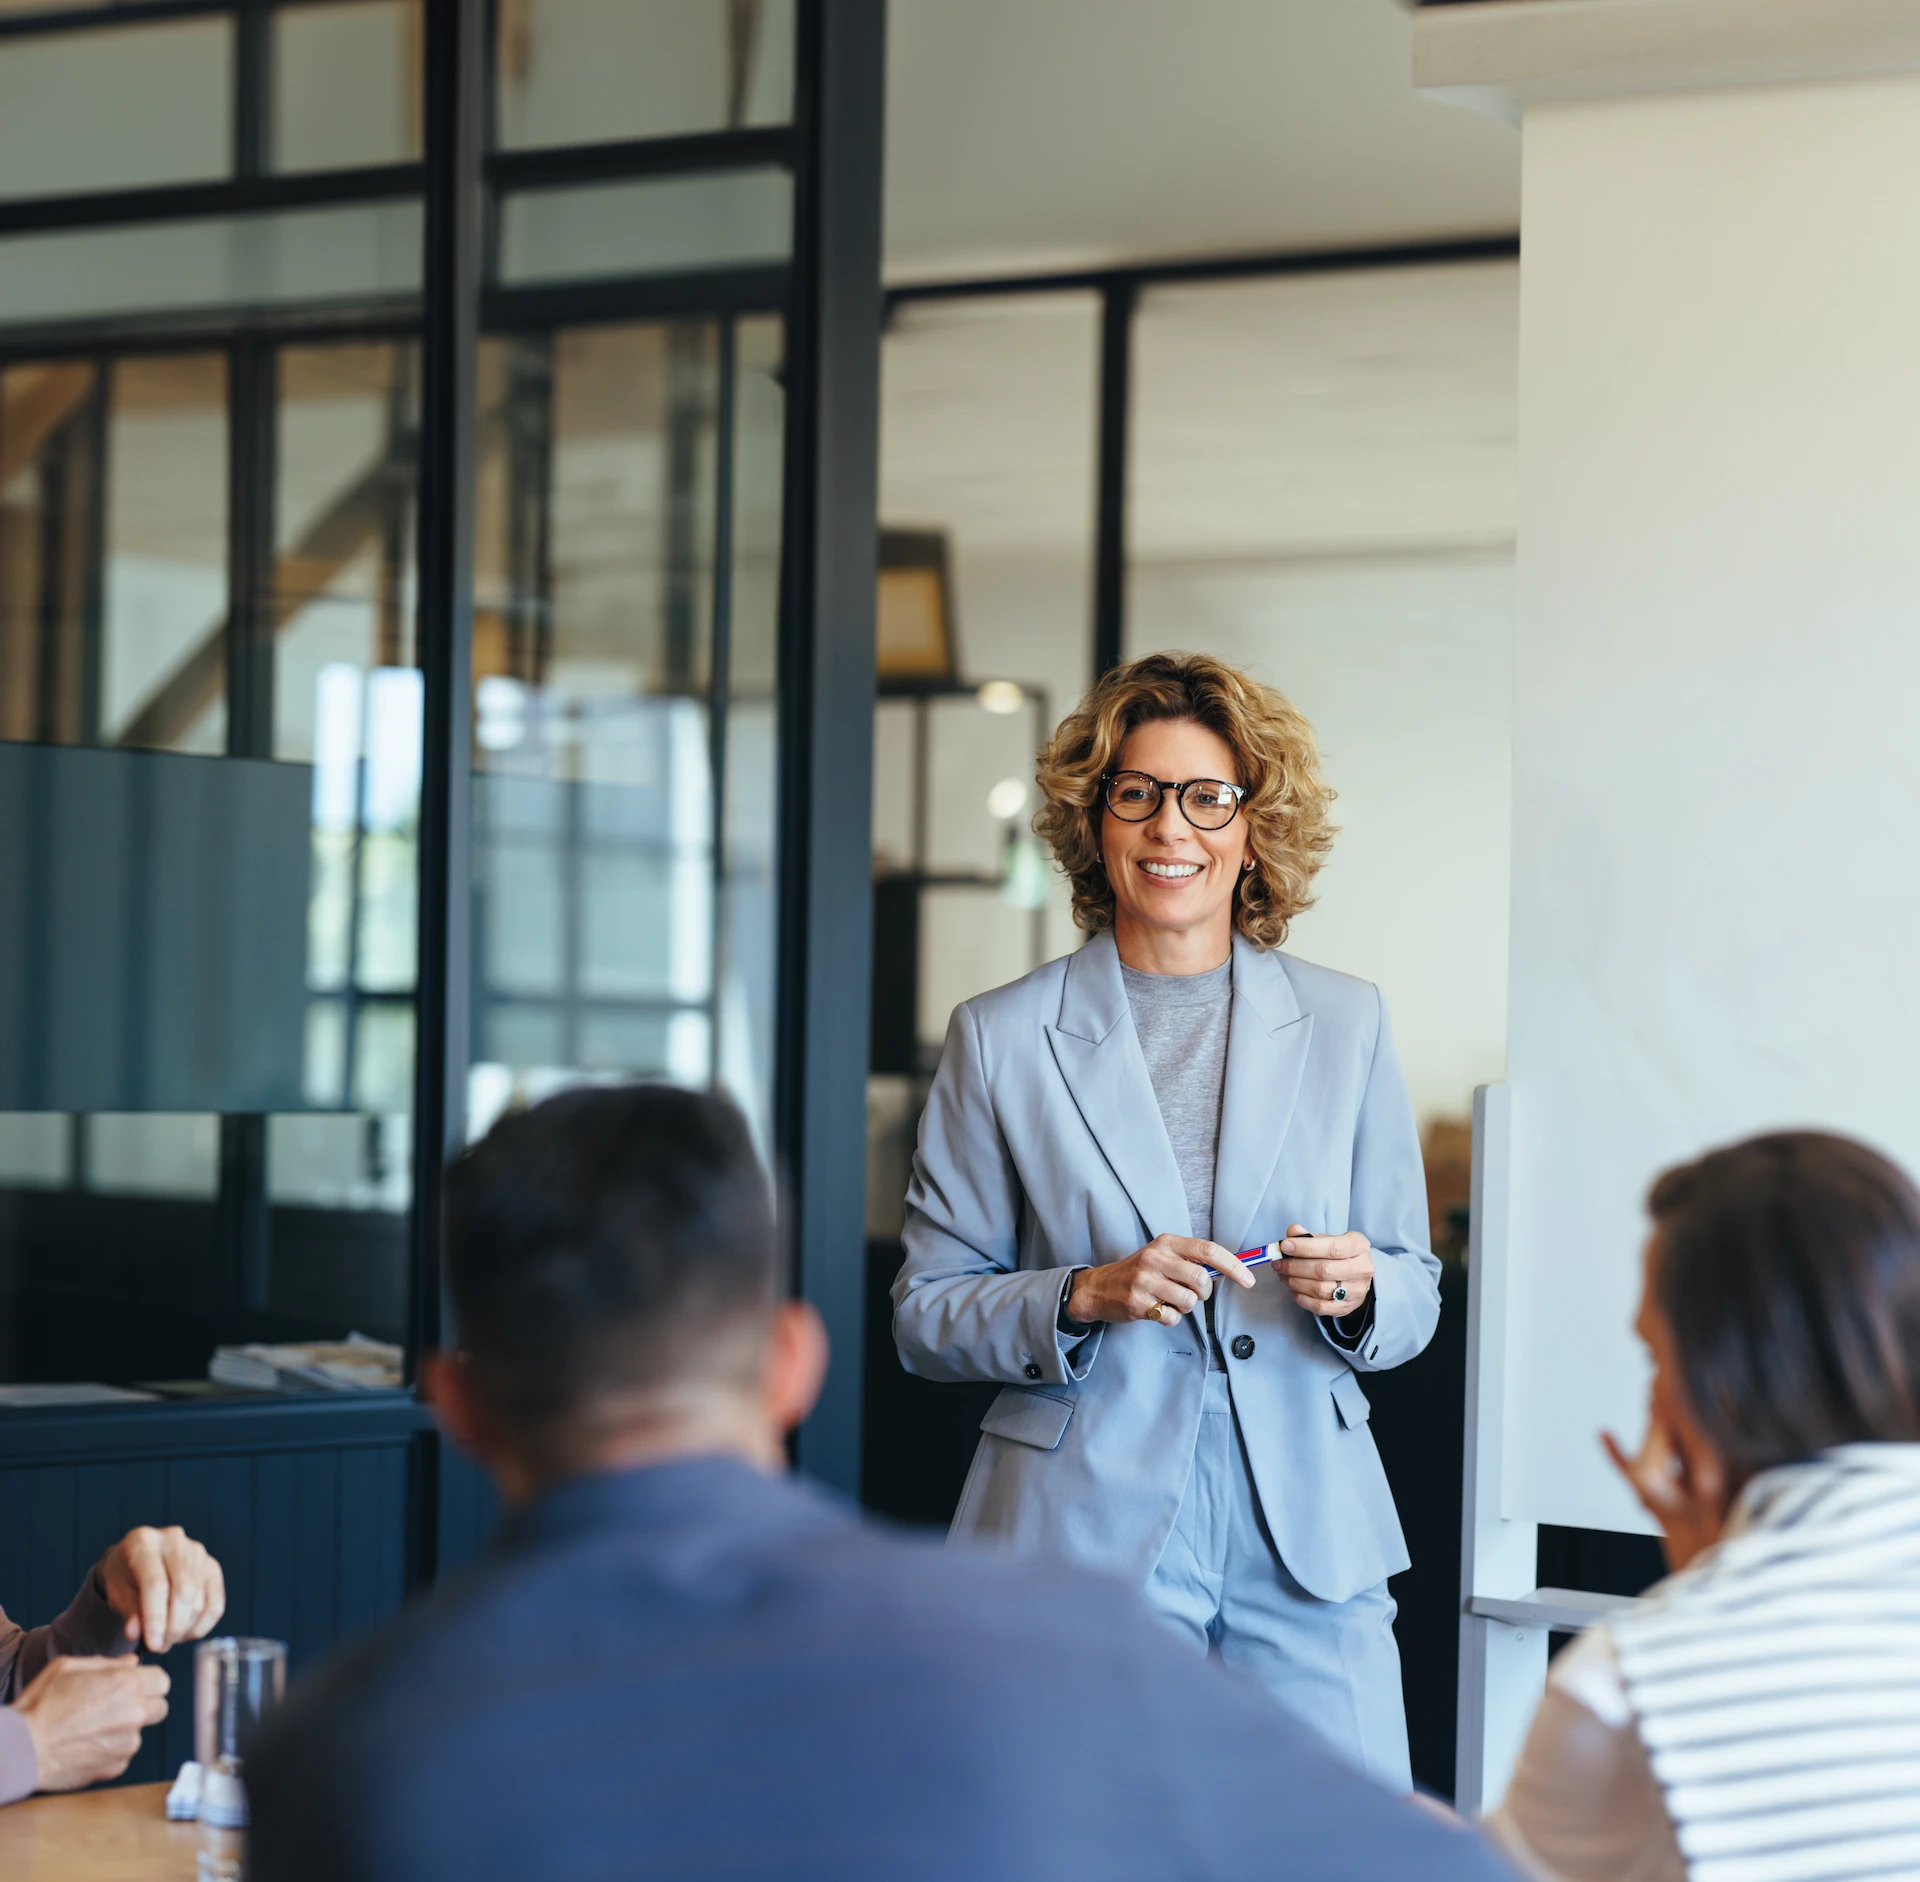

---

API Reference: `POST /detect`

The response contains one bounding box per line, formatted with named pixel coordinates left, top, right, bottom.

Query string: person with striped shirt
left=1491, top=1130, right=1920, bottom=1882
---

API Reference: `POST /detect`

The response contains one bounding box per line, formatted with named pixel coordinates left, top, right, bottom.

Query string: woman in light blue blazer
left=893, top=652, right=1440, bottom=1791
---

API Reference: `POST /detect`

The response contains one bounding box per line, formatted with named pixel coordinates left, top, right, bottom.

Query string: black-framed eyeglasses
left=1101, top=771, right=1246, bottom=831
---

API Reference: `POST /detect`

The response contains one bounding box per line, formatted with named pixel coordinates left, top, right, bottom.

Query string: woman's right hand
left=1066, top=1235, right=1256, bottom=1327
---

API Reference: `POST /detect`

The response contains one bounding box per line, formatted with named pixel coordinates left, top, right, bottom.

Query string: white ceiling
left=883, top=0, right=1521, bottom=284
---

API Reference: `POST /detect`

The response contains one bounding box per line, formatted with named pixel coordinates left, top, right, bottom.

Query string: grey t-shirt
left=1117, top=953, right=1374, bottom=1361
left=1121, top=957, right=1231, bottom=1244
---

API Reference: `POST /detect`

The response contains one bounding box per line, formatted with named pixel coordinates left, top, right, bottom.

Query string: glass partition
left=271, top=1, right=423, bottom=174
left=0, top=336, right=421, bottom=1390
left=495, top=0, right=794, bottom=147
left=715, top=315, right=784, bottom=1150
left=0, top=0, right=803, bottom=1405
left=467, top=315, right=783, bottom=1148
left=270, top=341, right=421, bottom=1222
left=0, top=359, right=104, bottom=745
left=0, top=15, right=232, bottom=199
left=497, top=170, right=792, bottom=286
left=0, top=203, right=425, bottom=330
left=867, top=292, right=1098, bottom=1238
left=103, top=355, right=229, bottom=752
left=0, top=355, right=229, bottom=753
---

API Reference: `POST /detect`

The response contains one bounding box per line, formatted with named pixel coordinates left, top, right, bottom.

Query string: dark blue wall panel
left=0, top=1402, right=424, bottom=1786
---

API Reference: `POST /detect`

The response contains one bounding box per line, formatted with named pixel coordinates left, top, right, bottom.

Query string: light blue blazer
left=892, top=930, right=1440, bottom=1606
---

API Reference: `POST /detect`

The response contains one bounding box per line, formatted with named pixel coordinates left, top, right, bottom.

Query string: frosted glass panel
left=0, top=18, right=230, bottom=199
left=272, top=0, right=423, bottom=173
left=496, top=0, right=793, bottom=147
left=85, top=1115, right=219, bottom=1198
left=0, top=202, right=423, bottom=330
left=498, top=171, right=790, bottom=285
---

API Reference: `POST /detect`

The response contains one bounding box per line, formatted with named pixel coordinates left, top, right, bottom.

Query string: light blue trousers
left=1144, top=1369, right=1412, bottom=1793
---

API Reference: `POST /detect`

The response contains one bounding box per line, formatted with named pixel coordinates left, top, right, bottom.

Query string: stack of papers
left=208, top=1333, right=403, bottom=1393
left=0, top=1382, right=158, bottom=1407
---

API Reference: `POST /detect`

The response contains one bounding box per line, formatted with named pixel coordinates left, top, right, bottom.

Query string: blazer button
left=1230, top=1335, right=1255, bottom=1361
left=1023, top=1362, right=1042, bottom=1380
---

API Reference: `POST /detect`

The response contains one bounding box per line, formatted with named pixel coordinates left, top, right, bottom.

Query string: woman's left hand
left=1278, top=1224, right=1373, bottom=1320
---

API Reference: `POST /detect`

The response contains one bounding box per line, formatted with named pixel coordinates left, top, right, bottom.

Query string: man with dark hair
left=249, top=1083, right=1511, bottom=1882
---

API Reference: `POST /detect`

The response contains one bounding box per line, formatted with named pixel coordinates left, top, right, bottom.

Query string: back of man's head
left=442, top=1083, right=778, bottom=1474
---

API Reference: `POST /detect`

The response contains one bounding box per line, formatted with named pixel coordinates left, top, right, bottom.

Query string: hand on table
left=13, top=1656, right=170, bottom=1793
left=98, top=1525, right=226, bottom=1654
left=1277, top=1224, right=1374, bottom=1321
left=1067, top=1234, right=1256, bottom=1327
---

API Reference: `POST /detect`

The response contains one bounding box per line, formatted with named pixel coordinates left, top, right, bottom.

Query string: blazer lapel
left=1212, top=937, right=1314, bottom=1257
left=1044, top=932, right=1192, bottom=1243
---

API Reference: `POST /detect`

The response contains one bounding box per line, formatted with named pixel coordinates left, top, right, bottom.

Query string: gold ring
left=1149, top=1304, right=1171, bottom=1326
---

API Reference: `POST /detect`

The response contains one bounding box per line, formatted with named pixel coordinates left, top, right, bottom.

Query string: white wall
left=1508, top=73, right=1920, bottom=1532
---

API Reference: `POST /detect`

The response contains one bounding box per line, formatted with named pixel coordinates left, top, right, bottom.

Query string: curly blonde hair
left=1033, top=652, right=1336, bottom=949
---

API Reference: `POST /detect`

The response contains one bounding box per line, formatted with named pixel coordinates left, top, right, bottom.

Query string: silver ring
left=1333, top=1285, right=1348, bottom=1302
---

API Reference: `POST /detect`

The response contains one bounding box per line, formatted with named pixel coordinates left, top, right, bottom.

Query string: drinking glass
left=195, top=1637, right=287, bottom=1882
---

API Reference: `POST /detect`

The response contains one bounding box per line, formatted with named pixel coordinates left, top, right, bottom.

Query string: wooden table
left=0, top=1781, right=199, bottom=1880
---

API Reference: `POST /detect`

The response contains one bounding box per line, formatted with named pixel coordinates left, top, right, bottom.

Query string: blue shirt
left=249, top=1454, right=1512, bottom=1882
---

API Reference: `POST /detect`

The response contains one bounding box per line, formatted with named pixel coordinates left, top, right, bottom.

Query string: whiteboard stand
left=1456, top=1083, right=1542, bottom=1815
left=1454, top=1084, right=1644, bottom=1811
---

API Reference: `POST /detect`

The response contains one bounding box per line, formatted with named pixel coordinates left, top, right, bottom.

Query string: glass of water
left=195, top=1637, right=287, bottom=1882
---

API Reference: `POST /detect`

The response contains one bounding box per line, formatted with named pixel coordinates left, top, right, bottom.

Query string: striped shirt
left=1611, top=1443, right=1920, bottom=1882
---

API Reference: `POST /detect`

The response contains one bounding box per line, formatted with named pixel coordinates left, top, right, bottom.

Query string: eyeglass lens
left=1104, top=772, right=1240, bottom=829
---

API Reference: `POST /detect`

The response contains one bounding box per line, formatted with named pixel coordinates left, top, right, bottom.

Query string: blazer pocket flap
left=1330, top=1370, right=1372, bottom=1430
left=981, top=1386, right=1075, bottom=1451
